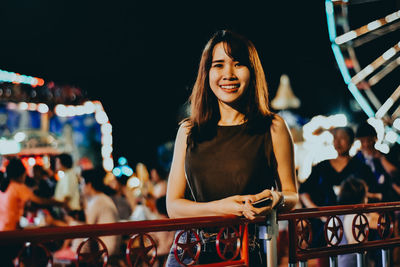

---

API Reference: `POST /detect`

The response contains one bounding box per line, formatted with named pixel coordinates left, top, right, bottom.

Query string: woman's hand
left=215, top=195, right=253, bottom=217
left=242, top=189, right=283, bottom=220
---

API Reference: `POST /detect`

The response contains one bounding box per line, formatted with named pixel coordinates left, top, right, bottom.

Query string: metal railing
left=0, top=201, right=399, bottom=266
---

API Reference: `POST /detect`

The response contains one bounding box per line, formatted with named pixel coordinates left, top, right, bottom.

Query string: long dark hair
left=186, top=30, right=272, bottom=144
left=0, top=158, right=27, bottom=192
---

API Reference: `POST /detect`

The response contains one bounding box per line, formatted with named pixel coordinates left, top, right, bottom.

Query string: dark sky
left=2, top=0, right=397, bottom=167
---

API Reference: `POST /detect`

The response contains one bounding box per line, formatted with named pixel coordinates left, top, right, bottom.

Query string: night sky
left=1, top=1, right=398, bottom=167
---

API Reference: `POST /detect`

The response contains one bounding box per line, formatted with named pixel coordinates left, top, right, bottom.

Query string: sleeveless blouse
left=185, top=121, right=278, bottom=202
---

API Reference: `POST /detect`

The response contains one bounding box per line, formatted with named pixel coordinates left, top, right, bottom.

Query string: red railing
left=1, top=201, right=400, bottom=266
left=279, top=201, right=400, bottom=266
left=0, top=215, right=266, bottom=266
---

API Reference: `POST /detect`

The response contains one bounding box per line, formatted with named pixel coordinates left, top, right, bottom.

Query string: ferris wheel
left=325, top=0, right=400, bottom=148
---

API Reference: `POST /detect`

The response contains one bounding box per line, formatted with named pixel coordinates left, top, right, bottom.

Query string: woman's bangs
left=223, top=39, right=250, bottom=67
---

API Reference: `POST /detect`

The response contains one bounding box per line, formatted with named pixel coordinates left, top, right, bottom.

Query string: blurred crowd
left=0, top=153, right=172, bottom=267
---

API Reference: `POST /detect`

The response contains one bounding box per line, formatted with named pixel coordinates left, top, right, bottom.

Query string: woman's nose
left=222, top=66, right=237, bottom=80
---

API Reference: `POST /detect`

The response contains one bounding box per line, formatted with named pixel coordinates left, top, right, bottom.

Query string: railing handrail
left=278, top=201, right=400, bottom=220
left=0, top=215, right=267, bottom=245
left=1, top=201, right=399, bottom=245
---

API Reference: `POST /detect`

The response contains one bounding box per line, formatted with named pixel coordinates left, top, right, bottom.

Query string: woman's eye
left=235, top=62, right=243, bottom=67
left=212, top=64, right=223, bottom=68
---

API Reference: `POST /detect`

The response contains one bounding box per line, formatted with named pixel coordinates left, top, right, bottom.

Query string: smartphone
left=252, top=197, right=272, bottom=208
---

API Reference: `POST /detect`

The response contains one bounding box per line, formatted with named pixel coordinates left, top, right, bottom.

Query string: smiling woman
left=165, top=29, right=298, bottom=266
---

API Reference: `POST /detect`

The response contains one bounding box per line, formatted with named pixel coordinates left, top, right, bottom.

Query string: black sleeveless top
left=185, top=120, right=278, bottom=202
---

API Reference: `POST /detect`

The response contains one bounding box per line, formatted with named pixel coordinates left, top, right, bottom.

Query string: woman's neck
left=217, top=101, right=246, bottom=126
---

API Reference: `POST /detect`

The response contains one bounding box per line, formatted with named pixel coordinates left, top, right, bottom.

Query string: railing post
left=299, top=261, right=307, bottom=267
left=381, top=249, right=390, bottom=267
left=356, top=252, right=365, bottom=267
left=287, top=218, right=298, bottom=267
left=241, top=224, right=250, bottom=266
left=264, top=209, right=278, bottom=267
left=329, top=255, right=338, bottom=267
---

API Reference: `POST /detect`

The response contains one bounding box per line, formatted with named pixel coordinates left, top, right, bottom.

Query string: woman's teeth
left=220, top=85, right=239, bottom=89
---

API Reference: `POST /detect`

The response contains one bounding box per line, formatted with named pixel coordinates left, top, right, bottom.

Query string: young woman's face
left=209, top=42, right=250, bottom=105
left=333, top=129, right=352, bottom=156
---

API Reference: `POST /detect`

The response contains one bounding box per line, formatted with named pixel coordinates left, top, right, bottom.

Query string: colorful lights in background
left=0, top=69, right=44, bottom=87
left=112, top=157, right=134, bottom=177
left=0, top=100, right=114, bottom=171
left=0, top=68, right=114, bottom=172
left=112, top=157, right=141, bottom=190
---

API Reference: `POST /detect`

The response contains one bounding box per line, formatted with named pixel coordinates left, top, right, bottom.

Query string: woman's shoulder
left=177, top=120, right=191, bottom=141
left=269, top=113, right=290, bottom=136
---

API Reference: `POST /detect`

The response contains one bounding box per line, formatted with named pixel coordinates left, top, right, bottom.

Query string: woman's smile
left=219, top=83, right=240, bottom=92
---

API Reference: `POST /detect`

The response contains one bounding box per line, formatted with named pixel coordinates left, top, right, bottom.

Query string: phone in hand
left=252, top=197, right=272, bottom=208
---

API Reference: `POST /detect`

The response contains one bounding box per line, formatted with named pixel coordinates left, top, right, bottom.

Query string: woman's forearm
left=167, top=198, right=226, bottom=219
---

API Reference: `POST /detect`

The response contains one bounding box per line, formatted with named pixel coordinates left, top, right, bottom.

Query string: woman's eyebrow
left=211, top=59, right=225, bottom=63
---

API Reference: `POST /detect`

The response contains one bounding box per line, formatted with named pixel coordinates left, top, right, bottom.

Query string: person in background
left=30, top=164, right=56, bottom=199
left=47, top=210, right=86, bottom=262
left=336, top=177, right=370, bottom=267
left=109, top=174, right=132, bottom=221
left=81, top=168, right=120, bottom=256
left=300, top=126, right=382, bottom=210
left=54, top=153, right=81, bottom=212
left=0, top=158, right=63, bottom=266
left=355, top=121, right=400, bottom=202
left=166, top=29, right=298, bottom=266
left=150, top=164, right=168, bottom=199
left=299, top=126, right=381, bottom=267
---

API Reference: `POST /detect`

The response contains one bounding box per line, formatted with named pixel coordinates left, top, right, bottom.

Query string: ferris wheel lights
left=385, top=12, right=399, bottom=23
left=382, top=48, right=396, bottom=60
left=335, top=31, right=357, bottom=45
left=375, top=142, right=390, bottom=154
left=376, top=85, right=400, bottom=118
left=367, top=21, right=382, bottom=31
left=385, top=131, right=398, bottom=144
left=393, top=118, right=400, bottom=130
left=367, top=118, right=385, bottom=141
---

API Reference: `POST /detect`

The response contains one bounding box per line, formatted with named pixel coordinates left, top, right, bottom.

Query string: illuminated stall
left=0, top=69, right=114, bottom=173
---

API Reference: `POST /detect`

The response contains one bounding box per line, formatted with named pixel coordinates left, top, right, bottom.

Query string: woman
left=166, top=30, right=298, bottom=265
